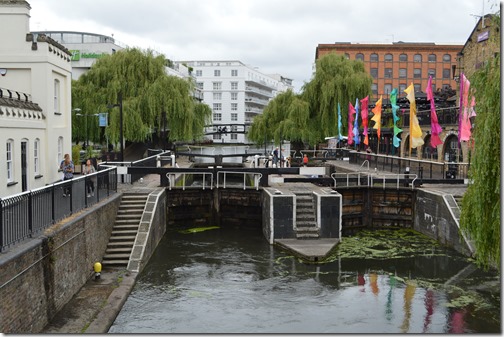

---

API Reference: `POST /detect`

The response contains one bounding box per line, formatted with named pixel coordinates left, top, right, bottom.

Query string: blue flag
left=353, top=98, right=360, bottom=145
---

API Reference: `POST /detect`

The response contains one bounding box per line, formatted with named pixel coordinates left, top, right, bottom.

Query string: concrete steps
left=101, top=192, right=149, bottom=268
left=294, top=191, right=319, bottom=239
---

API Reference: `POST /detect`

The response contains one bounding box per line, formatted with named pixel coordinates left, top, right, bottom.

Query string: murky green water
left=109, top=227, right=500, bottom=333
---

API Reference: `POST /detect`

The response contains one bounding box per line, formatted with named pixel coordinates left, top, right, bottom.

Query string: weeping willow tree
left=460, top=51, right=500, bottom=270
left=71, top=48, right=211, bottom=149
left=247, top=89, right=309, bottom=150
left=301, top=53, right=373, bottom=143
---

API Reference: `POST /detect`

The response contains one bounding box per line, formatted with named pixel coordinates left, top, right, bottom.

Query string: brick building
left=315, top=42, right=462, bottom=102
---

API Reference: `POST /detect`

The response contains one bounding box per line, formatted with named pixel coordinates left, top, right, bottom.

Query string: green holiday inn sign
left=70, top=50, right=108, bottom=61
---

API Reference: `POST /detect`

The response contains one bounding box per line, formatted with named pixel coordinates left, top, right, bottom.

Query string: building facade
left=316, top=42, right=462, bottom=102
left=177, top=60, right=293, bottom=143
left=0, top=0, right=73, bottom=198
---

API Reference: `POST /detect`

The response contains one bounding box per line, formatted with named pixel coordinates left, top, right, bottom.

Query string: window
left=231, top=103, right=238, bottom=111
left=212, top=103, right=222, bottom=111
left=428, top=69, right=436, bottom=78
left=370, top=53, right=379, bottom=62
left=214, top=70, right=221, bottom=77
left=384, top=84, right=392, bottom=95
left=399, top=54, right=408, bottom=62
left=384, top=53, right=393, bottom=62
left=58, top=137, right=63, bottom=164
left=213, top=82, right=222, bottom=90
left=231, top=134, right=237, bottom=140
left=414, top=54, right=422, bottom=62
left=428, top=54, right=436, bottom=62
left=231, top=82, right=238, bottom=90
left=344, top=53, right=350, bottom=59
left=195, top=70, right=202, bottom=76
left=231, top=92, right=238, bottom=100
left=54, top=79, right=60, bottom=114
left=196, top=82, right=204, bottom=89
left=6, top=139, right=13, bottom=182
left=442, top=68, right=451, bottom=79
left=413, top=68, right=421, bottom=78
left=213, top=133, right=221, bottom=140
left=231, top=69, right=238, bottom=76
left=414, top=84, right=421, bottom=92
left=213, top=92, right=222, bottom=100
left=370, top=68, right=378, bottom=78
left=34, top=138, right=40, bottom=175
left=213, top=113, right=222, bottom=121
left=231, top=113, right=238, bottom=121
left=443, top=54, right=451, bottom=62
left=384, top=68, right=393, bottom=78
left=399, top=68, right=407, bottom=78
left=371, top=83, right=378, bottom=95
left=356, top=53, right=364, bottom=61
left=399, top=84, right=407, bottom=93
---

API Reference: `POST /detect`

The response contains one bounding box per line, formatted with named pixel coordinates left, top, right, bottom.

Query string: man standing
left=272, top=147, right=279, bottom=167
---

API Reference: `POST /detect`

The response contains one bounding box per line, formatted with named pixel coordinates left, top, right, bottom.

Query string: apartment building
left=177, top=60, right=293, bottom=143
left=316, top=42, right=462, bottom=102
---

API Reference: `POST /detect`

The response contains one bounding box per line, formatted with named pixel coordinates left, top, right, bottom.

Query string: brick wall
left=0, top=194, right=121, bottom=333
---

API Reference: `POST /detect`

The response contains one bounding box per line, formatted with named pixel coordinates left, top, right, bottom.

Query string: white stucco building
left=176, top=60, right=293, bottom=143
left=0, top=0, right=72, bottom=198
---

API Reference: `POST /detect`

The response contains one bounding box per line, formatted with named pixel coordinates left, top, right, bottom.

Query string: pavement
left=39, top=155, right=468, bottom=333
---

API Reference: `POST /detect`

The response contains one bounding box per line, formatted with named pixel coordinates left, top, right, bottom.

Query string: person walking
left=59, top=154, right=74, bottom=197
left=83, top=159, right=96, bottom=197
left=303, top=154, right=309, bottom=167
left=272, top=147, right=279, bottom=168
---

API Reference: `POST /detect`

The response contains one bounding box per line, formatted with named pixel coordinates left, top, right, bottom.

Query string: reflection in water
left=109, top=227, right=500, bottom=333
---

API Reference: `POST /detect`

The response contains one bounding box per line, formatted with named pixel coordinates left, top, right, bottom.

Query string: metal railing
left=166, top=172, right=214, bottom=190
left=217, top=171, right=262, bottom=190
left=331, top=171, right=417, bottom=190
left=0, top=167, right=117, bottom=252
left=371, top=173, right=418, bottom=190
left=331, top=172, right=372, bottom=187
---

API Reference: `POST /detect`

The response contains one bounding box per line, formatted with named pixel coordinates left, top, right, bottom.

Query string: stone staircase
left=454, top=195, right=463, bottom=208
left=102, top=192, right=149, bottom=267
left=294, top=191, right=319, bottom=239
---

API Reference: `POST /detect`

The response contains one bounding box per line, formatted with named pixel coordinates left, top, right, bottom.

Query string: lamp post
left=107, top=92, right=124, bottom=162
left=74, top=108, right=99, bottom=151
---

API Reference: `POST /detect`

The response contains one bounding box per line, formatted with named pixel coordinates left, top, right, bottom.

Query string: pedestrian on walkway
left=59, top=154, right=74, bottom=196
left=303, top=154, right=309, bottom=167
left=272, top=147, right=279, bottom=167
left=83, top=159, right=96, bottom=197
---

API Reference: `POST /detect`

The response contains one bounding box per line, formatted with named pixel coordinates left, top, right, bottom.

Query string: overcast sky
left=29, top=0, right=499, bottom=92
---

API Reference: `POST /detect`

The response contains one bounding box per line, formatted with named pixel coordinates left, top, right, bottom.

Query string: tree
left=460, top=51, right=500, bottom=271
left=301, top=53, right=373, bottom=142
left=71, top=48, right=211, bottom=149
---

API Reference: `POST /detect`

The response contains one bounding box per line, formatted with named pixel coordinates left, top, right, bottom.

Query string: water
left=109, top=227, right=500, bottom=333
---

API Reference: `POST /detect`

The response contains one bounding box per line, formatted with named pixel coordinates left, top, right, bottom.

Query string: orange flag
left=371, top=96, right=383, bottom=139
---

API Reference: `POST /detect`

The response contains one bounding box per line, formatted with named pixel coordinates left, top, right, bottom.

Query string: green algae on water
left=179, top=226, right=220, bottom=234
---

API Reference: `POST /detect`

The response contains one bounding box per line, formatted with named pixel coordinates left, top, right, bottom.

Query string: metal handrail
left=331, top=172, right=371, bottom=187
left=216, top=171, right=262, bottom=190
left=371, top=173, right=418, bottom=190
left=166, top=172, right=214, bottom=191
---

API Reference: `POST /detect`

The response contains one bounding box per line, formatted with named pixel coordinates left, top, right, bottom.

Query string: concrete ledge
left=275, top=238, right=340, bottom=262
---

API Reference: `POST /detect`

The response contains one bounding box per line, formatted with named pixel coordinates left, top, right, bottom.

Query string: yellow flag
left=371, top=96, right=382, bottom=139
left=404, top=84, right=424, bottom=149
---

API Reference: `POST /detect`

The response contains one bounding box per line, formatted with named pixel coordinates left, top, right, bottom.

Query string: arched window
left=54, top=79, right=60, bottom=114
left=414, top=54, right=422, bottom=62
left=356, top=53, right=364, bottom=61
left=399, top=54, right=408, bottom=62
left=344, top=53, right=350, bottom=59
left=370, top=53, right=379, bottom=62
left=443, top=54, right=451, bottom=62
left=428, top=54, right=436, bottom=62
left=384, top=53, right=393, bottom=62
left=34, top=138, right=40, bottom=175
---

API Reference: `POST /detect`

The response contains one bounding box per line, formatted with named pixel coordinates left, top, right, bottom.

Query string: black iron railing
left=0, top=166, right=117, bottom=252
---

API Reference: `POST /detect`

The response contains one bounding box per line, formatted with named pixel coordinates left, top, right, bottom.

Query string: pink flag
left=426, top=76, right=443, bottom=148
left=459, top=74, right=472, bottom=142
left=360, top=96, right=369, bottom=145
left=348, top=102, right=355, bottom=145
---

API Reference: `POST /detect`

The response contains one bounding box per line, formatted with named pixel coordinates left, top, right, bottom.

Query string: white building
left=176, top=60, right=293, bottom=143
left=0, top=0, right=73, bottom=198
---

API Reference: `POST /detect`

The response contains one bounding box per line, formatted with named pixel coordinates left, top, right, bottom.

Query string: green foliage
left=460, top=51, right=500, bottom=271
left=71, top=48, right=211, bottom=146
left=248, top=54, right=372, bottom=147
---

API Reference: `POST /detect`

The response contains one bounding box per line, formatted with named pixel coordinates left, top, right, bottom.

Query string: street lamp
left=107, top=92, right=124, bottom=162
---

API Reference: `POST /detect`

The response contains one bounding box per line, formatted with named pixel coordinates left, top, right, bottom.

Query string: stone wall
left=0, top=194, right=121, bottom=333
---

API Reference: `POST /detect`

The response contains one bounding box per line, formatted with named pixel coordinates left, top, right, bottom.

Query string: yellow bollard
left=93, top=262, right=102, bottom=280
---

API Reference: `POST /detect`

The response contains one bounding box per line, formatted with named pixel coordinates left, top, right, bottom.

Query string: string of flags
left=336, top=79, right=476, bottom=150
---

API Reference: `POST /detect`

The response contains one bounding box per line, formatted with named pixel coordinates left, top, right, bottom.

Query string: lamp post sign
left=98, top=112, right=108, bottom=127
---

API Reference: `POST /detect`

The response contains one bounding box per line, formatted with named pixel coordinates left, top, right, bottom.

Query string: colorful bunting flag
left=404, top=83, right=424, bottom=149
left=426, top=76, right=443, bottom=148
left=337, top=102, right=343, bottom=141
left=360, top=96, right=369, bottom=146
left=347, top=101, right=355, bottom=145
left=390, top=89, right=402, bottom=148
left=459, top=74, right=472, bottom=142
left=371, top=96, right=382, bottom=139
left=353, top=98, right=360, bottom=145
